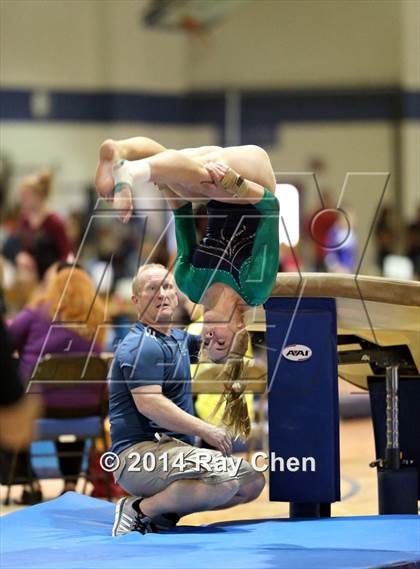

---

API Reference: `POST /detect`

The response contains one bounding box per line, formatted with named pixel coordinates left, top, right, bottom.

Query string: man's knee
left=240, top=473, right=265, bottom=502
left=219, top=478, right=241, bottom=499
left=196, top=478, right=240, bottom=510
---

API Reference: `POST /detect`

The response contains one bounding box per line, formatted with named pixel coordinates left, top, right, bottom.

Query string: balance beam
left=192, top=273, right=420, bottom=393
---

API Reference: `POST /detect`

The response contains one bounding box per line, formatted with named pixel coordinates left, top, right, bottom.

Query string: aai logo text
left=282, top=344, right=312, bottom=362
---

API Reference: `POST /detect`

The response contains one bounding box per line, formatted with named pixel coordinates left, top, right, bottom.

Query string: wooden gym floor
left=0, top=418, right=379, bottom=522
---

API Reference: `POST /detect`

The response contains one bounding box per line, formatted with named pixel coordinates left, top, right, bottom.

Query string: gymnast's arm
left=171, top=192, right=197, bottom=270
left=132, top=384, right=232, bottom=455
left=199, top=164, right=268, bottom=205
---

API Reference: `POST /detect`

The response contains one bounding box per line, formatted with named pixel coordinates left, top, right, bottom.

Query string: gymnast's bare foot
left=95, top=139, right=120, bottom=198
left=113, top=183, right=134, bottom=224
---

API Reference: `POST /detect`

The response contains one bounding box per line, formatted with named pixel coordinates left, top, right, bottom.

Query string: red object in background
left=20, top=213, right=72, bottom=259
left=89, top=452, right=127, bottom=499
left=280, top=245, right=303, bottom=272
left=309, top=208, right=338, bottom=264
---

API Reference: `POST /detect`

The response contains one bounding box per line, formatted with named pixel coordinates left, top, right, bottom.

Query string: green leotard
left=173, top=187, right=279, bottom=306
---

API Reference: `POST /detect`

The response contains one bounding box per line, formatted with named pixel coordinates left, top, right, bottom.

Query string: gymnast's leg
left=95, top=139, right=222, bottom=198
left=95, top=137, right=167, bottom=198
left=109, top=149, right=215, bottom=220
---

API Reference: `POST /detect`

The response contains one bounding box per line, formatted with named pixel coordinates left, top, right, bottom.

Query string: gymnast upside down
left=95, top=138, right=279, bottom=438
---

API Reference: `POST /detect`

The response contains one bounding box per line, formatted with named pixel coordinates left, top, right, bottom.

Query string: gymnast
left=96, top=138, right=279, bottom=438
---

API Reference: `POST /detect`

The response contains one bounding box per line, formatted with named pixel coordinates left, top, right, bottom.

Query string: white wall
left=187, top=0, right=402, bottom=89
left=0, top=0, right=405, bottom=92
left=1, top=0, right=105, bottom=89
left=0, top=0, right=189, bottom=91
left=401, top=0, right=420, bottom=90
left=100, top=0, right=189, bottom=92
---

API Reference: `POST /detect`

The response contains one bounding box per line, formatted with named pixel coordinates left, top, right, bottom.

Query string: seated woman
left=96, top=138, right=279, bottom=438
left=7, top=263, right=106, bottom=503
left=17, top=170, right=73, bottom=278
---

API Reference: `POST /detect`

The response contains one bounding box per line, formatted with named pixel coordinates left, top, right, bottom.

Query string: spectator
left=1, top=205, right=21, bottom=265
left=0, top=317, right=41, bottom=451
left=7, top=263, right=106, bottom=503
left=66, top=211, right=84, bottom=253
left=18, top=170, right=72, bottom=278
left=0, top=255, right=41, bottom=452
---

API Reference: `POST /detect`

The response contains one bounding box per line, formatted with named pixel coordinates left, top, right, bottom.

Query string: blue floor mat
left=1, top=493, right=419, bottom=569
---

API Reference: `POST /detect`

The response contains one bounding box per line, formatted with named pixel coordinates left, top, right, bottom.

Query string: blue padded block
left=1, top=493, right=419, bottom=569
left=265, top=297, right=340, bottom=503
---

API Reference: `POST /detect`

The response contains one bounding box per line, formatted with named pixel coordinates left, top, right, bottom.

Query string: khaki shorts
left=114, top=435, right=261, bottom=498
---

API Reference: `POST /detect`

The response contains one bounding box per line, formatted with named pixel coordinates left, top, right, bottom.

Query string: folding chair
left=4, top=353, right=112, bottom=504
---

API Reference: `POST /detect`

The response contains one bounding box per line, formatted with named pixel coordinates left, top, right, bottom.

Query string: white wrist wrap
left=112, top=159, right=152, bottom=190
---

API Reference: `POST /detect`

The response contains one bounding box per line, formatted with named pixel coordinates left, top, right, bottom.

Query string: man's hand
left=200, top=424, right=232, bottom=456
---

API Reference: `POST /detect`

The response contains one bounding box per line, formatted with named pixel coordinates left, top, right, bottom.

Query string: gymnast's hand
left=200, top=423, right=233, bottom=456
left=204, top=162, right=247, bottom=198
left=204, top=162, right=230, bottom=188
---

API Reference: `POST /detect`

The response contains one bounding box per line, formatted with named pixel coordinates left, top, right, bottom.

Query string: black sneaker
left=112, top=497, right=153, bottom=537
left=151, top=512, right=181, bottom=531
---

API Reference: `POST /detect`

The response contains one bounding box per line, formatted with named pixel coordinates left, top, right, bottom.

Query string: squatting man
left=108, top=264, right=265, bottom=536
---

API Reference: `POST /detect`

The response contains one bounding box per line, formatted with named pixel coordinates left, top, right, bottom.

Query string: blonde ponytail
left=208, top=328, right=251, bottom=440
